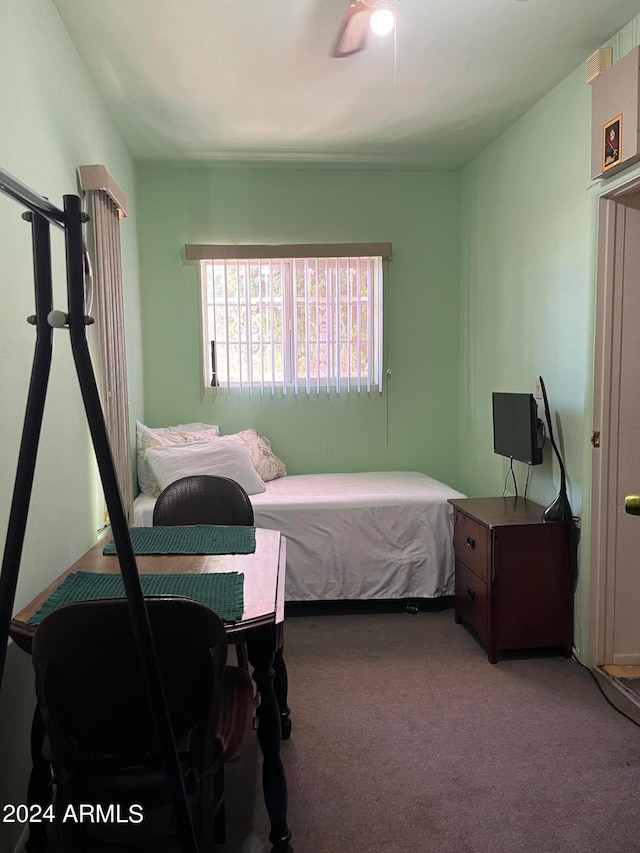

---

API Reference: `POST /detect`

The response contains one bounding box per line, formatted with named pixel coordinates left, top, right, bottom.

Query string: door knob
left=624, top=495, right=640, bottom=515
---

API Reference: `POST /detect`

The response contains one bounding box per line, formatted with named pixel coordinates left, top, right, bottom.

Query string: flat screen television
left=492, top=392, right=543, bottom=466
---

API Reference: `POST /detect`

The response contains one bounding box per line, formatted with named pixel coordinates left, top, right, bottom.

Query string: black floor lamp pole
left=0, top=210, right=53, bottom=693
left=0, top=170, right=199, bottom=853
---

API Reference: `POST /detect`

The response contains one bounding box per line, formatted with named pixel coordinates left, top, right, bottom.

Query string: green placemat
left=102, top=525, right=256, bottom=555
left=27, top=570, right=244, bottom=626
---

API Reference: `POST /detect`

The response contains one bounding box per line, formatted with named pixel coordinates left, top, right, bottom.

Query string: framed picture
left=603, top=114, right=622, bottom=172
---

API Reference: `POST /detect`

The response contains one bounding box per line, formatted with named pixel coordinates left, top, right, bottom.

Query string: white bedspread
left=133, top=472, right=466, bottom=602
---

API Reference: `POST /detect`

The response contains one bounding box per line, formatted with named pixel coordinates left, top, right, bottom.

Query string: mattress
left=133, top=472, right=466, bottom=602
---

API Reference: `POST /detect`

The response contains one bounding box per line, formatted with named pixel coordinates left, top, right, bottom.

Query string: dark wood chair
left=152, top=474, right=254, bottom=527
left=151, top=474, right=291, bottom=740
left=153, top=474, right=254, bottom=671
left=31, top=596, right=254, bottom=852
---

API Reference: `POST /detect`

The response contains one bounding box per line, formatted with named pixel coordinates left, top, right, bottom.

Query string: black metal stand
left=0, top=168, right=199, bottom=853
left=539, top=375, right=573, bottom=524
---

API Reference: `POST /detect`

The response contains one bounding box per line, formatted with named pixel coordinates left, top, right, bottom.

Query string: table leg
left=247, top=625, right=292, bottom=853
left=273, top=624, right=291, bottom=740
left=25, top=704, right=50, bottom=853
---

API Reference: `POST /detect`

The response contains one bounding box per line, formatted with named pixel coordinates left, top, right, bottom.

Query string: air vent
left=586, top=48, right=613, bottom=84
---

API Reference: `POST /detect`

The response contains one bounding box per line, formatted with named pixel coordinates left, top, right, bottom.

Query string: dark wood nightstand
left=448, top=497, right=573, bottom=663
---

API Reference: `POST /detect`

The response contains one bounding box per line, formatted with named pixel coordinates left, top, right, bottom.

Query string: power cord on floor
left=572, top=653, right=640, bottom=728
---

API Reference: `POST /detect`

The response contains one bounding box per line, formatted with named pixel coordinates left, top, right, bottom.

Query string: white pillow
left=144, top=437, right=267, bottom=497
left=232, top=429, right=286, bottom=482
left=136, top=421, right=219, bottom=494
left=141, top=428, right=222, bottom=495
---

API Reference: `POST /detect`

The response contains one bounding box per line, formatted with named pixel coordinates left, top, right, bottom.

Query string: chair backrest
left=153, top=474, right=254, bottom=527
left=32, top=596, right=228, bottom=759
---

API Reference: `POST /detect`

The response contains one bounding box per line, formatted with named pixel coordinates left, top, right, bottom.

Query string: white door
left=591, top=184, right=640, bottom=665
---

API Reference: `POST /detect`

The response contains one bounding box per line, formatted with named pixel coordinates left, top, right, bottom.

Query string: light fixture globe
left=369, top=7, right=395, bottom=36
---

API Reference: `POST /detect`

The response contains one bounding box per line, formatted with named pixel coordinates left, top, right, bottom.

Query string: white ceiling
left=53, top=0, right=640, bottom=169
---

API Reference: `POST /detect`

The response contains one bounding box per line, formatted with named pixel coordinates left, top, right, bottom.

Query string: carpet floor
left=219, top=609, right=640, bottom=853
left=623, top=679, right=640, bottom=701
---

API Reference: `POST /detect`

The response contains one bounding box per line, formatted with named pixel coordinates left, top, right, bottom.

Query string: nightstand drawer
left=454, top=511, right=489, bottom=580
left=454, top=560, right=488, bottom=645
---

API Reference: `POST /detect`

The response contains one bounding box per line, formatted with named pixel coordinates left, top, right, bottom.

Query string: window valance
left=185, top=242, right=392, bottom=261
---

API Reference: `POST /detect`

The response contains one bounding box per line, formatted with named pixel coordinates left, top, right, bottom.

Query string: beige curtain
left=84, top=185, right=133, bottom=523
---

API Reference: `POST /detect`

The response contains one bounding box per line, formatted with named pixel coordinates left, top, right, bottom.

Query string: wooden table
left=11, top=527, right=292, bottom=853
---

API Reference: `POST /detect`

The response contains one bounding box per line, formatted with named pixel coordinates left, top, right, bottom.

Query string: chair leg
left=25, top=705, right=50, bottom=853
left=213, top=765, right=226, bottom=844
left=236, top=640, right=249, bottom=672
left=213, top=800, right=226, bottom=845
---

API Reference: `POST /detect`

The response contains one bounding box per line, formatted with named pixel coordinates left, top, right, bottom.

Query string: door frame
left=590, top=173, right=640, bottom=665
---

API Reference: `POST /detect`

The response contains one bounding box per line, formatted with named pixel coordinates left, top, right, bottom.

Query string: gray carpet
left=220, top=609, right=640, bottom=853
left=624, top=679, right=640, bottom=700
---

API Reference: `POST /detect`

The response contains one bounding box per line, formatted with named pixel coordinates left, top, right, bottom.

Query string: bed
left=133, top=464, right=466, bottom=602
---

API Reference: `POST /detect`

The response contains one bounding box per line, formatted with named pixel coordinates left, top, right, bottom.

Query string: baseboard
left=612, top=654, right=640, bottom=666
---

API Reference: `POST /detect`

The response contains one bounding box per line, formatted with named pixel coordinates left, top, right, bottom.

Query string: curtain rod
left=0, top=167, right=66, bottom=228
left=185, top=241, right=393, bottom=260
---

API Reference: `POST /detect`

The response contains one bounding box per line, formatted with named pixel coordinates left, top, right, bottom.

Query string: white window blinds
left=187, top=244, right=390, bottom=396
left=78, top=165, right=133, bottom=521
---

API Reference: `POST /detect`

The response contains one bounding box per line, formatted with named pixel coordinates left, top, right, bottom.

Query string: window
left=189, top=244, right=390, bottom=395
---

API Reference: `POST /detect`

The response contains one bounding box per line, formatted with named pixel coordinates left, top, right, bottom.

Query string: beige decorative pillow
left=233, top=429, right=286, bottom=482
left=135, top=421, right=220, bottom=494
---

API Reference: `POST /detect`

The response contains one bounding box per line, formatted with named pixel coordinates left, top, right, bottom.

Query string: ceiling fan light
left=369, top=7, right=395, bottom=36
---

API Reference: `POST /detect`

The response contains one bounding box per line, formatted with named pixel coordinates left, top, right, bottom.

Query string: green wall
left=459, top=67, right=595, bottom=657
left=0, top=2, right=143, bottom=848
left=2, top=2, right=639, bottom=838
left=458, top=13, right=640, bottom=660
left=459, top=63, right=593, bottom=511
left=137, top=165, right=462, bottom=486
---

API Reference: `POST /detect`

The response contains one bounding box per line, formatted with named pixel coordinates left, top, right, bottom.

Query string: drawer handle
left=466, top=587, right=476, bottom=601
left=466, top=536, right=476, bottom=550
